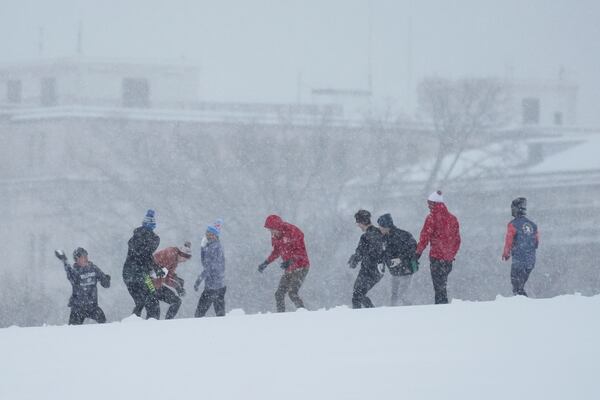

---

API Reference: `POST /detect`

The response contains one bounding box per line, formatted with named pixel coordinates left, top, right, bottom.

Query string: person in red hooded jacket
left=415, top=190, right=461, bottom=304
left=258, top=215, right=310, bottom=312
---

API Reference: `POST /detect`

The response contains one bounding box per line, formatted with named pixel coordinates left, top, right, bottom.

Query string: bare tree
left=417, top=77, right=509, bottom=195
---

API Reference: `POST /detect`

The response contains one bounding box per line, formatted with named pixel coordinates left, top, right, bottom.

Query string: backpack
left=387, top=229, right=419, bottom=276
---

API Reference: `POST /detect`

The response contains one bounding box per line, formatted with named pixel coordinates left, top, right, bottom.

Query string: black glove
left=154, top=268, right=166, bottom=278
left=54, top=249, right=67, bottom=262
left=280, top=259, right=292, bottom=270
left=194, top=277, right=203, bottom=292
left=100, top=274, right=111, bottom=288
left=176, top=286, right=185, bottom=297
left=348, top=254, right=359, bottom=269
left=174, top=276, right=185, bottom=287
left=258, top=261, right=269, bottom=273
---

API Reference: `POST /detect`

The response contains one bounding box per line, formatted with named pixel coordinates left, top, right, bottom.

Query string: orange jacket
left=152, top=247, right=183, bottom=289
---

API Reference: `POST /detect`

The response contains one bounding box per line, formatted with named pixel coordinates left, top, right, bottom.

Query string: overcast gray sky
left=1, top=0, right=599, bottom=124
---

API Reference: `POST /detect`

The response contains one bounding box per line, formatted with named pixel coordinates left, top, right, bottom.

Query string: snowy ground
left=1, top=295, right=598, bottom=400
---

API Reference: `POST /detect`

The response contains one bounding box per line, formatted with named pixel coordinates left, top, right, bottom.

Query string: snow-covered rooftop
left=527, top=135, right=600, bottom=174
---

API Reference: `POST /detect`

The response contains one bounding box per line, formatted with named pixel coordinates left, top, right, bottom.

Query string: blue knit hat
left=142, top=209, right=156, bottom=230
left=206, top=218, right=223, bottom=236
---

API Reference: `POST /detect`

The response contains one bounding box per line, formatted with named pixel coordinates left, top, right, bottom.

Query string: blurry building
left=507, top=74, right=578, bottom=127
left=0, top=57, right=200, bottom=109
left=0, top=57, right=345, bottom=126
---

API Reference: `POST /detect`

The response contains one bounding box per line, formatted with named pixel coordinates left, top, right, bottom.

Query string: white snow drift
left=1, top=294, right=598, bottom=400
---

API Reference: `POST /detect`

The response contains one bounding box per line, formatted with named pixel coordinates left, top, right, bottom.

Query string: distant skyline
left=1, top=0, right=599, bottom=125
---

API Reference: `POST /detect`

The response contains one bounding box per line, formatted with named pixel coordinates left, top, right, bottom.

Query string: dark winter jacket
left=122, top=226, right=160, bottom=283
left=264, top=215, right=310, bottom=271
left=351, top=225, right=385, bottom=273
left=65, top=262, right=110, bottom=308
left=200, top=238, right=226, bottom=290
left=503, top=216, right=539, bottom=264
left=416, top=203, right=461, bottom=261
left=383, top=226, right=417, bottom=276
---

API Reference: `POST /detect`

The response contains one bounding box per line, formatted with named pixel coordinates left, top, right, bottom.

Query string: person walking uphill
left=377, top=213, right=418, bottom=306
left=153, top=241, right=192, bottom=319
left=416, top=191, right=461, bottom=304
left=194, top=220, right=226, bottom=317
left=122, top=209, right=163, bottom=319
left=258, top=215, right=310, bottom=312
left=58, top=247, right=111, bottom=325
left=502, top=197, right=539, bottom=296
left=348, top=210, right=385, bottom=309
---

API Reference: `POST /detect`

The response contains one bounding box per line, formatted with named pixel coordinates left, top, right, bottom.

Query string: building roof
left=347, top=130, right=600, bottom=192
left=527, top=135, right=600, bottom=174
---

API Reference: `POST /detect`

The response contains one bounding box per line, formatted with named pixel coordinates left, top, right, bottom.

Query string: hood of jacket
left=264, top=215, right=284, bottom=230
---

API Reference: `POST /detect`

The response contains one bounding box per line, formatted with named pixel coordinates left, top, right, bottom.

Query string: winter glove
left=174, top=276, right=185, bottom=287
left=176, top=286, right=186, bottom=297
left=154, top=268, right=166, bottom=278
left=348, top=254, right=359, bottom=269
left=194, top=277, right=203, bottom=292
left=280, top=259, right=292, bottom=270
left=100, top=274, right=111, bottom=288
left=258, top=261, right=269, bottom=273
left=54, top=249, right=68, bottom=263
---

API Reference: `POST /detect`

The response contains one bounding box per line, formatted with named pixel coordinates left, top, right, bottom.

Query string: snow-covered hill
left=1, top=295, right=598, bottom=400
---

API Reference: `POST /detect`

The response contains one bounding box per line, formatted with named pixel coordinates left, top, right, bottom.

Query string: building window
left=40, top=78, right=57, bottom=106
left=7, top=80, right=22, bottom=103
left=522, top=97, right=540, bottom=125
left=554, top=112, right=563, bottom=126
left=122, top=78, right=150, bottom=108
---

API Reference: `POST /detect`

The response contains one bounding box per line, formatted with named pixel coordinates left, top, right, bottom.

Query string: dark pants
left=430, top=258, right=453, bottom=304
left=155, top=286, right=182, bottom=319
left=125, top=279, right=160, bottom=319
left=352, top=266, right=382, bottom=309
left=275, top=268, right=308, bottom=312
left=195, top=286, right=227, bottom=317
left=511, top=261, right=535, bottom=296
left=69, top=305, right=106, bottom=325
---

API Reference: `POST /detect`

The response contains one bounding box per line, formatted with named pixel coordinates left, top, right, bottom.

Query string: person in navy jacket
left=65, top=247, right=111, bottom=325
left=502, top=197, right=539, bottom=296
left=194, top=219, right=226, bottom=317
left=122, top=209, right=162, bottom=319
left=348, top=210, right=385, bottom=309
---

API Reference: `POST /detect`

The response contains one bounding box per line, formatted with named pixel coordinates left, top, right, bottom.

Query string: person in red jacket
left=152, top=241, right=192, bottom=319
left=415, top=190, right=461, bottom=304
left=258, top=215, right=310, bottom=312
